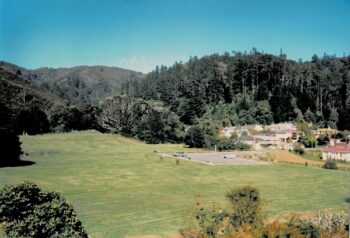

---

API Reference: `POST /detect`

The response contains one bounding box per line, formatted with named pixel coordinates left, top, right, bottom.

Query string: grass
left=0, top=131, right=349, bottom=237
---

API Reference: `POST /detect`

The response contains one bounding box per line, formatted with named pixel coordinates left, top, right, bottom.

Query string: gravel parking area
left=162, top=152, right=269, bottom=165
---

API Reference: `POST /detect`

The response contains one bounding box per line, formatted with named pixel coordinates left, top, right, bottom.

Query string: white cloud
left=116, top=55, right=187, bottom=73
left=116, top=55, right=152, bottom=73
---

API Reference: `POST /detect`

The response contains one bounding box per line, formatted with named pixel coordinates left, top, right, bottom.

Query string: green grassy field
left=0, top=131, right=349, bottom=237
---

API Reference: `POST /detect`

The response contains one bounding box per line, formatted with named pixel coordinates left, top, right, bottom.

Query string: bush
left=293, top=144, right=305, bottom=155
left=225, top=186, right=262, bottom=228
left=323, top=160, right=338, bottom=170
left=0, top=129, right=22, bottom=167
left=299, top=135, right=317, bottom=148
left=216, top=138, right=236, bottom=151
left=181, top=188, right=349, bottom=237
left=181, top=186, right=263, bottom=237
left=234, top=142, right=251, bottom=151
left=184, top=126, right=206, bottom=148
left=317, top=134, right=329, bottom=146
left=262, top=218, right=320, bottom=238
left=0, top=182, right=88, bottom=237
left=15, top=107, right=50, bottom=135
left=310, top=210, right=348, bottom=234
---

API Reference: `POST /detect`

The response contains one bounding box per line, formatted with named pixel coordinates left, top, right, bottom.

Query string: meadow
left=0, top=131, right=349, bottom=237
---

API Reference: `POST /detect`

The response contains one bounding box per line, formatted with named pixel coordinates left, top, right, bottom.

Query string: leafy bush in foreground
left=180, top=186, right=349, bottom=237
left=180, top=186, right=263, bottom=236
left=0, top=182, right=88, bottom=238
left=225, top=186, right=263, bottom=228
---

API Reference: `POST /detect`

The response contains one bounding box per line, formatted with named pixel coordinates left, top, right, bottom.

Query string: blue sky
left=0, top=0, right=349, bottom=73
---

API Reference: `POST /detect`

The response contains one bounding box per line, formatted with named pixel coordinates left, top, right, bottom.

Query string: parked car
left=223, top=154, right=235, bottom=159
left=173, top=152, right=187, bottom=158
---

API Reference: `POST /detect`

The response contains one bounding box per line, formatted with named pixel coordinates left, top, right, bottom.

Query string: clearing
left=0, top=131, right=349, bottom=237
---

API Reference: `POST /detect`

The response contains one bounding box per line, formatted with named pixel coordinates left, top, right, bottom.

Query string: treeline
left=0, top=95, right=184, bottom=143
left=2, top=50, right=350, bottom=161
left=122, top=50, right=350, bottom=130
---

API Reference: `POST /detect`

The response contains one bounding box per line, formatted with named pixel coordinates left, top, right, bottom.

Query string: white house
left=322, top=143, right=350, bottom=162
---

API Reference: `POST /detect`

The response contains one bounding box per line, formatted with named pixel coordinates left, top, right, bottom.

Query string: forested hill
left=0, top=67, right=66, bottom=116
left=0, top=61, right=146, bottom=104
left=123, top=51, right=350, bottom=130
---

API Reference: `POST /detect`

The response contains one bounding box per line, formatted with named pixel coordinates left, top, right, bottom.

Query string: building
left=265, top=123, right=301, bottom=142
left=220, top=126, right=249, bottom=138
left=238, top=135, right=292, bottom=150
left=322, top=143, right=350, bottom=162
left=313, top=127, right=339, bottom=138
left=265, top=122, right=295, bottom=132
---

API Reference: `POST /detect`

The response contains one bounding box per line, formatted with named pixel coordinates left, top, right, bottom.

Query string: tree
left=327, top=107, right=339, bottom=129
left=137, top=111, right=165, bottom=144
left=304, top=108, right=316, bottom=124
left=0, top=182, right=88, bottom=237
left=338, top=108, right=350, bottom=130
left=299, top=135, right=317, bottom=148
left=131, top=52, right=350, bottom=130
left=254, top=101, right=273, bottom=125
left=0, top=129, right=23, bottom=167
left=62, top=104, right=102, bottom=131
left=0, top=102, right=13, bottom=130
left=184, top=126, right=206, bottom=148
left=99, top=96, right=184, bottom=143
left=16, top=107, right=50, bottom=135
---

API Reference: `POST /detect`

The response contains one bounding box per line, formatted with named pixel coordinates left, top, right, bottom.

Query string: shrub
left=0, top=129, right=23, bottom=167
left=184, top=126, right=206, bottom=148
left=225, top=186, right=262, bottom=228
left=261, top=218, right=321, bottom=238
left=234, top=142, right=251, bottom=151
left=0, top=182, right=88, bottom=237
left=323, top=160, right=338, bottom=170
left=310, top=210, right=349, bottom=234
left=180, top=188, right=349, bottom=237
left=317, top=134, right=329, bottom=146
left=216, top=138, right=236, bottom=151
left=181, top=186, right=263, bottom=237
left=293, top=144, right=305, bottom=155
left=299, top=135, right=317, bottom=148
left=15, top=107, right=50, bottom=135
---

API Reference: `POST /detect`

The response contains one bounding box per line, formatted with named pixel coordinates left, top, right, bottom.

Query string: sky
left=0, top=0, right=349, bottom=73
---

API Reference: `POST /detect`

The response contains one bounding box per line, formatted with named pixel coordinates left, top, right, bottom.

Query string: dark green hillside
left=0, top=68, right=66, bottom=117
left=29, top=65, right=146, bottom=104
left=0, top=61, right=146, bottom=104
left=125, top=51, right=350, bottom=129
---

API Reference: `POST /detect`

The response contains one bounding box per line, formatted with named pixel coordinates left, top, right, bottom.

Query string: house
left=242, top=124, right=264, bottom=133
left=265, top=123, right=301, bottom=142
left=221, top=127, right=238, bottom=138
left=220, top=126, right=249, bottom=138
left=322, top=143, right=350, bottom=162
left=238, top=135, right=292, bottom=150
left=313, top=127, right=338, bottom=138
left=265, top=122, right=296, bottom=132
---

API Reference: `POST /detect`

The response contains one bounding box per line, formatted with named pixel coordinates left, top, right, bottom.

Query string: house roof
left=324, top=146, right=350, bottom=153
left=238, top=135, right=255, bottom=142
left=318, top=128, right=338, bottom=132
left=256, top=136, right=281, bottom=142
